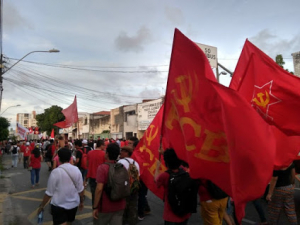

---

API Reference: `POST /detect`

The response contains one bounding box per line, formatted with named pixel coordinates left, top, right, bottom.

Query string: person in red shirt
left=23, top=142, right=32, bottom=169
left=28, top=147, right=43, bottom=188
left=155, top=148, right=191, bottom=225
left=30, top=141, right=35, bottom=150
left=86, top=139, right=106, bottom=206
left=93, top=143, right=126, bottom=225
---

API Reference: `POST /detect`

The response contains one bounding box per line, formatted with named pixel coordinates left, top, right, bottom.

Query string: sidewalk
left=0, top=154, right=12, bottom=224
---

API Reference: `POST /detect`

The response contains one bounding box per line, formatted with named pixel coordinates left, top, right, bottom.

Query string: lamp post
left=217, top=71, right=227, bottom=82
left=0, top=104, right=21, bottom=116
left=0, top=49, right=60, bottom=110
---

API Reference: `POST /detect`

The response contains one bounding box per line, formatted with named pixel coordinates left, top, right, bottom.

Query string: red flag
left=162, top=29, right=276, bottom=222
left=132, top=105, right=167, bottom=200
left=54, top=96, right=79, bottom=128
left=230, top=40, right=300, bottom=168
left=230, top=40, right=300, bottom=136
left=50, top=129, right=54, bottom=139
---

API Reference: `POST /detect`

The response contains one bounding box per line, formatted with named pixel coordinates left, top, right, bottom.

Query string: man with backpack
left=45, top=139, right=54, bottom=171
left=118, top=146, right=140, bottom=225
left=10, top=142, right=20, bottom=168
left=93, top=143, right=129, bottom=225
left=155, top=148, right=198, bottom=225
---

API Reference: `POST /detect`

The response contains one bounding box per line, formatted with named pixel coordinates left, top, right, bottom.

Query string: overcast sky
left=1, top=0, right=300, bottom=129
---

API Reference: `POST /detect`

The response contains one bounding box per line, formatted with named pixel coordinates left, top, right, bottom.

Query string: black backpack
left=206, top=180, right=228, bottom=200
left=45, top=144, right=53, bottom=158
left=166, top=168, right=199, bottom=217
left=12, top=146, right=18, bottom=154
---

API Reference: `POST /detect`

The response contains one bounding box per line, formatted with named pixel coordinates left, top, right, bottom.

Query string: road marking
left=11, top=195, right=42, bottom=202
left=11, top=187, right=46, bottom=196
left=85, top=189, right=92, bottom=199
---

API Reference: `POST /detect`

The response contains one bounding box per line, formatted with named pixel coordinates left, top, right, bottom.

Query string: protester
left=266, top=162, right=297, bottom=225
left=28, top=147, right=43, bottom=188
left=118, top=146, right=140, bottom=225
left=155, top=148, right=192, bottom=225
left=38, top=148, right=84, bottom=225
left=45, top=139, right=54, bottom=171
left=86, top=139, right=106, bottom=205
left=198, top=179, right=228, bottom=225
left=10, top=142, right=19, bottom=168
left=93, top=143, right=126, bottom=225
left=23, top=142, right=31, bottom=169
left=19, top=141, right=25, bottom=164
left=74, top=139, right=87, bottom=180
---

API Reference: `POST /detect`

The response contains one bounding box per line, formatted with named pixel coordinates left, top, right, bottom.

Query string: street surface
left=1, top=154, right=300, bottom=225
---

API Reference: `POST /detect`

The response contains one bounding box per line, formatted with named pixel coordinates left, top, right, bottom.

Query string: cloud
left=115, top=26, right=153, bottom=53
left=164, top=6, right=184, bottom=25
left=249, top=29, right=300, bottom=59
left=3, top=2, right=33, bottom=31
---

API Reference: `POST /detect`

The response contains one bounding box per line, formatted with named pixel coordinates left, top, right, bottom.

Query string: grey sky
left=1, top=0, right=300, bottom=128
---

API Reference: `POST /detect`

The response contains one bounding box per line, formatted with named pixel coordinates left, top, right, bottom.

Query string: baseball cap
left=82, top=139, right=87, bottom=144
left=26, top=142, right=30, bottom=146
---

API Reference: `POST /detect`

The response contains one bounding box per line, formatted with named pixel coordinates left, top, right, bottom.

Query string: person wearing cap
left=38, top=148, right=84, bottom=225
left=118, top=146, right=140, bottom=225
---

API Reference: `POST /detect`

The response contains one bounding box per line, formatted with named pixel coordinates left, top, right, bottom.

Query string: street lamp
left=3, top=49, right=60, bottom=74
left=0, top=104, right=21, bottom=116
left=217, top=71, right=227, bottom=82
left=0, top=48, right=60, bottom=110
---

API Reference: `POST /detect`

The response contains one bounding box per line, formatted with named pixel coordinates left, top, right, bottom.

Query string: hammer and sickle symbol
left=171, top=75, right=193, bottom=113
left=252, top=91, right=270, bottom=108
left=146, top=125, right=158, bottom=146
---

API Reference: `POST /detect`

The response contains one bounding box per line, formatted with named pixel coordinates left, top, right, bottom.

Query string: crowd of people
left=0, top=136, right=298, bottom=225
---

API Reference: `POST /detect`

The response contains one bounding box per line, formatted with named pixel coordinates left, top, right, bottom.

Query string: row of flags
left=54, top=29, right=300, bottom=222
left=131, top=29, right=300, bottom=223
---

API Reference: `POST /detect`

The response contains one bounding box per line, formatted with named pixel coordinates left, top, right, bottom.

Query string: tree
left=36, top=105, right=65, bottom=136
left=275, top=54, right=285, bottom=68
left=275, top=54, right=294, bottom=74
left=0, top=117, right=10, bottom=141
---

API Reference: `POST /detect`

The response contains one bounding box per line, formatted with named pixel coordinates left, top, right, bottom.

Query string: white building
left=137, top=98, right=163, bottom=139
left=123, top=104, right=138, bottom=139
left=16, top=111, right=37, bottom=129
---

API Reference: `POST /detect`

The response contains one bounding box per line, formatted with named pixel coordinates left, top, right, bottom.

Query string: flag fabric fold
left=54, top=96, right=79, bottom=128
left=50, top=129, right=55, bottom=139
left=161, top=28, right=276, bottom=222
left=132, top=105, right=166, bottom=200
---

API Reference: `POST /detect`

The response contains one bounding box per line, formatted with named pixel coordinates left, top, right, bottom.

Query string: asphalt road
left=1, top=154, right=300, bottom=225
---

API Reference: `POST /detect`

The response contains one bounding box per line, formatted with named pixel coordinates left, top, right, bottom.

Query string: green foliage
left=275, top=54, right=285, bottom=68
left=36, top=105, right=65, bottom=135
left=275, top=54, right=294, bottom=74
left=0, top=117, right=10, bottom=141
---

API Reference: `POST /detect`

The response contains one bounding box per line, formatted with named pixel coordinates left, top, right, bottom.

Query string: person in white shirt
left=38, top=148, right=85, bottom=225
left=118, top=146, right=140, bottom=225
left=10, top=142, right=19, bottom=168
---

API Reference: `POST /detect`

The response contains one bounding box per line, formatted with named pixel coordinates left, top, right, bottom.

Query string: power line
left=4, top=57, right=169, bottom=73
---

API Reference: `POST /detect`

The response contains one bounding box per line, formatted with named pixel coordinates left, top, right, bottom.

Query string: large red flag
left=132, top=105, right=166, bottom=200
left=162, top=29, right=276, bottom=222
left=230, top=40, right=300, bottom=168
left=230, top=40, right=300, bottom=136
left=54, top=96, right=79, bottom=128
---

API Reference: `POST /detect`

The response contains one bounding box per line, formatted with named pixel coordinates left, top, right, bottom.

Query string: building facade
left=110, top=106, right=124, bottom=140
left=123, top=104, right=138, bottom=139
left=292, top=51, right=300, bottom=76
left=16, top=111, right=37, bottom=129
left=137, top=98, right=163, bottom=139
